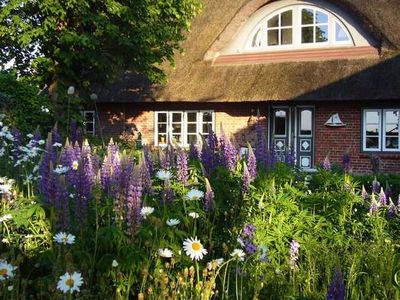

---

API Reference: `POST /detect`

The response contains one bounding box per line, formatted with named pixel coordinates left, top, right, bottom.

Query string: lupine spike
left=220, top=133, right=238, bottom=172
left=369, top=193, right=379, bottom=215
left=205, top=178, right=215, bottom=211
left=326, top=267, right=345, bottom=300
left=247, top=143, right=257, bottom=180
left=140, top=156, right=153, bottom=196
left=177, top=148, right=189, bottom=186
left=322, top=155, right=331, bottom=170
left=361, top=185, right=368, bottom=201
left=189, top=142, right=200, bottom=160
left=242, top=162, right=251, bottom=195
left=126, top=167, right=142, bottom=236
left=387, top=197, right=397, bottom=217
left=342, top=152, right=351, bottom=173
left=379, top=187, right=387, bottom=206
left=161, top=178, right=174, bottom=206
left=372, top=177, right=380, bottom=193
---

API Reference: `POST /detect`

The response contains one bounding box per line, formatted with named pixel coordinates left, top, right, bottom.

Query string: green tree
left=0, top=0, right=202, bottom=95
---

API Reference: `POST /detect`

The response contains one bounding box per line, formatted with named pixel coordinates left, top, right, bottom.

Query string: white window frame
left=154, top=111, right=215, bottom=147
left=362, top=109, right=400, bottom=152
left=83, top=110, right=95, bottom=136
left=246, top=5, right=353, bottom=51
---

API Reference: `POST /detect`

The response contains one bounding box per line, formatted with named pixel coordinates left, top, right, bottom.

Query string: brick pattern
left=97, top=101, right=400, bottom=174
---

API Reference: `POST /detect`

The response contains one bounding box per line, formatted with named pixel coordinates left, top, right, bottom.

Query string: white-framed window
left=363, top=109, right=400, bottom=152
left=154, top=111, right=215, bottom=147
left=247, top=5, right=352, bottom=51
left=83, top=110, right=95, bottom=136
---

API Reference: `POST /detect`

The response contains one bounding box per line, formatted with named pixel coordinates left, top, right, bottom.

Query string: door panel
left=272, top=107, right=290, bottom=161
left=296, top=107, right=314, bottom=169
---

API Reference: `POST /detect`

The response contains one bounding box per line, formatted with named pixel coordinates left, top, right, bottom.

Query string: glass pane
left=172, top=135, right=181, bottom=143
left=386, top=137, right=399, bottom=149
left=158, top=113, right=167, bottom=123
left=268, top=15, right=279, bottom=28
left=172, top=123, right=181, bottom=133
left=316, top=25, right=328, bottom=42
left=158, top=135, right=167, bottom=144
left=187, top=123, right=197, bottom=133
left=187, top=112, right=197, bottom=122
left=203, top=124, right=212, bottom=133
left=366, top=137, right=379, bottom=149
left=386, top=124, right=398, bottom=136
left=188, top=135, right=197, bottom=144
left=274, top=110, right=286, bottom=135
left=267, top=29, right=279, bottom=46
left=385, top=110, right=399, bottom=124
left=302, top=26, right=314, bottom=43
left=300, top=110, right=312, bottom=136
left=203, top=112, right=212, bottom=122
left=366, top=111, right=379, bottom=124
left=336, top=23, right=349, bottom=42
left=281, top=10, right=292, bottom=26
left=366, top=125, right=379, bottom=136
left=316, top=11, right=328, bottom=24
left=252, top=29, right=261, bottom=47
left=302, top=9, right=314, bottom=25
left=281, top=28, right=292, bottom=45
left=85, top=112, right=94, bottom=120
left=172, top=113, right=181, bottom=123
left=85, top=123, right=94, bottom=133
left=158, top=124, right=167, bottom=133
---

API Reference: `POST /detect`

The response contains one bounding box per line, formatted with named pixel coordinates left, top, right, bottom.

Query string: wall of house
left=315, top=101, right=400, bottom=174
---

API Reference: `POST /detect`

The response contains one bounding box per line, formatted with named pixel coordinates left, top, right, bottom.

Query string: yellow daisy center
left=191, top=242, right=201, bottom=251
left=0, top=268, right=7, bottom=276
left=66, top=278, right=75, bottom=288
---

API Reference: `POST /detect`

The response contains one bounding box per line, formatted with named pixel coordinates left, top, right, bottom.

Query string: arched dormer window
left=206, top=0, right=378, bottom=64
left=247, top=6, right=352, bottom=51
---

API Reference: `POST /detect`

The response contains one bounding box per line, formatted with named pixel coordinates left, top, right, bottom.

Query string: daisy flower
left=186, top=189, right=204, bottom=201
left=112, top=260, right=118, bottom=267
left=207, top=258, right=224, bottom=270
left=53, top=142, right=62, bottom=147
left=230, top=249, right=246, bottom=261
left=0, top=260, right=15, bottom=280
left=166, top=219, right=180, bottom=226
left=72, top=161, right=79, bottom=171
left=140, top=207, right=155, bottom=219
left=53, top=232, right=75, bottom=245
left=158, top=248, right=173, bottom=258
left=57, top=272, right=83, bottom=294
left=156, top=170, right=172, bottom=181
left=183, top=237, right=208, bottom=261
left=188, top=212, right=199, bottom=219
left=53, top=165, right=70, bottom=175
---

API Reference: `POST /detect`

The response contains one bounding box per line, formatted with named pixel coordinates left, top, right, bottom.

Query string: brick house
left=88, top=0, right=400, bottom=173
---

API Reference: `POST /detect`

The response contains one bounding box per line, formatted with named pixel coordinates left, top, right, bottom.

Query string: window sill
left=360, top=153, right=400, bottom=159
left=213, top=46, right=378, bottom=65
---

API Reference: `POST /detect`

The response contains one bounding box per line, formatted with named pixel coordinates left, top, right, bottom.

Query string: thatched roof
left=98, top=0, right=400, bottom=103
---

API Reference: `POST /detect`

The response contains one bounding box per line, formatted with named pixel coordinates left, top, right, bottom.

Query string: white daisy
left=183, top=237, right=208, bottom=261
left=54, top=165, right=70, bottom=175
left=207, top=258, right=224, bottom=270
left=230, top=249, right=246, bottom=261
left=188, top=212, right=199, bottom=219
left=0, top=214, right=12, bottom=223
left=186, top=189, right=204, bottom=201
left=0, top=261, right=15, bottom=280
left=72, top=161, right=79, bottom=171
left=53, top=142, right=62, bottom=147
left=111, top=260, right=118, bottom=267
left=53, top=232, right=75, bottom=245
left=166, top=219, right=180, bottom=226
left=158, top=248, right=173, bottom=258
left=140, top=206, right=155, bottom=219
left=7, top=285, right=13, bottom=291
left=57, top=271, right=83, bottom=294
left=156, top=170, right=172, bottom=181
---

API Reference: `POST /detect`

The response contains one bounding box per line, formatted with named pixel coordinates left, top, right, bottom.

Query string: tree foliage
left=0, top=0, right=202, bottom=92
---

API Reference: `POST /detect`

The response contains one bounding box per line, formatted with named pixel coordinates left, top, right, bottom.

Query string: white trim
left=382, top=109, right=400, bottom=152
left=83, top=110, right=95, bottom=136
left=363, top=109, right=382, bottom=152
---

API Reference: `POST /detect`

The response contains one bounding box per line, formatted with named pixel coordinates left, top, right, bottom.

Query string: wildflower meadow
left=1, top=114, right=400, bottom=299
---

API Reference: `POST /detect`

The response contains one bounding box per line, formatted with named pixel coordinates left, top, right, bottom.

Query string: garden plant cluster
left=0, top=114, right=400, bottom=299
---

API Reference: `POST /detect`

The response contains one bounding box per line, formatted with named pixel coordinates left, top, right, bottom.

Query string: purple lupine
left=143, top=146, right=154, bottom=176
left=159, top=147, right=170, bottom=170
left=140, top=158, right=153, bottom=196
left=255, top=122, right=266, bottom=167
left=289, top=240, right=300, bottom=271
left=397, top=194, right=400, bottom=212
left=161, top=179, right=174, bottom=205
left=284, top=148, right=296, bottom=167
left=244, top=239, right=257, bottom=254
left=51, top=126, right=62, bottom=146
left=38, top=133, right=57, bottom=205
left=70, top=121, right=83, bottom=146
left=379, top=187, right=387, bottom=206
left=369, top=194, right=379, bottom=215
left=247, top=144, right=257, bottom=180
left=176, top=148, right=189, bottom=186
left=189, top=142, right=200, bottom=160
left=201, top=142, right=214, bottom=175
left=243, top=224, right=255, bottom=239
left=387, top=198, right=397, bottom=217
left=385, top=185, right=393, bottom=199
left=60, top=141, right=78, bottom=187
left=55, top=175, right=70, bottom=230
left=126, top=168, right=142, bottom=236
left=220, top=134, right=238, bottom=172
left=326, top=268, right=345, bottom=300
left=342, top=152, right=351, bottom=173
left=372, top=178, right=380, bottom=193
left=11, top=128, right=22, bottom=160
left=258, top=245, right=268, bottom=262
left=205, top=178, right=215, bottom=211
left=322, top=155, right=331, bottom=171
left=242, top=162, right=251, bottom=195
left=168, top=144, right=175, bottom=168
left=361, top=185, right=368, bottom=201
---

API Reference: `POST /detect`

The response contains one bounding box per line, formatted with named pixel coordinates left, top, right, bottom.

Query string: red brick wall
left=315, top=102, right=400, bottom=174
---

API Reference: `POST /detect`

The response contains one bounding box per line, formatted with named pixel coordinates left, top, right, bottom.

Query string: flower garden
left=1, top=113, right=400, bottom=299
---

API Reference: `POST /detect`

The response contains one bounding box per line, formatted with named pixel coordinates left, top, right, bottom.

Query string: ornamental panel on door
left=296, top=107, right=314, bottom=169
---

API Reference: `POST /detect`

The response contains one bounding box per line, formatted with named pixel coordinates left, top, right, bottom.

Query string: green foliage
left=0, top=71, right=53, bottom=134
left=0, top=0, right=203, bottom=90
